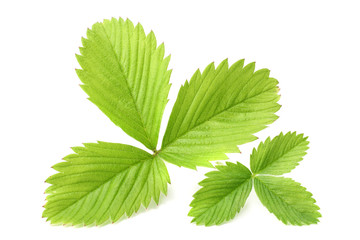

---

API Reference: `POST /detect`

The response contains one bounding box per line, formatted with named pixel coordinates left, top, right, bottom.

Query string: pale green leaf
left=43, top=142, right=170, bottom=226
left=254, top=176, right=321, bottom=225
left=250, top=132, right=309, bottom=175
left=76, top=18, right=171, bottom=150
left=189, top=162, right=252, bottom=226
left=159, top=59, right=280, bottom=169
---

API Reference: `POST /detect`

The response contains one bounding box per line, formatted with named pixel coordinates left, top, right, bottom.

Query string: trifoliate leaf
left=43, top=142, right=170, bottom=226
left=159, top=59, right=280, bottom=169
left=76, top=18, right=171, bottom=150
left=250, top=132, right=309, bottom=175
left=189, top=132, right=320, bottom=226
left=254, top=176, right=321, bottom=225
left=189, top=162, right=252, bottom=226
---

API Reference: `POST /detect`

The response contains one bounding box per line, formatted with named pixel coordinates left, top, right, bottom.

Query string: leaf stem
left=153, top=149, right=161, bottom=156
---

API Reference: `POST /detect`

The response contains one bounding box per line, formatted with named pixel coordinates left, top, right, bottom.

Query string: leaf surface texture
left=160, top=59, right=280, bottom=169
left=189, top=162, right=252, bottom=226
left=76, top=18, right=171, bottom=150
left=250, top=132, right=309, bottom=175
left=43, top=142, right=170, bottom=226
left=254, top=176, right=321, bottom=225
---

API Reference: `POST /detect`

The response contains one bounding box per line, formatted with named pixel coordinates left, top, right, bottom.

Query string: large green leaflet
left=160, top=59, right=280, bottom=169
left=254, top=176, right=320, bottom=225
left=76, top=18, right=171, bottom=150
left=43, top=142, right=170, bottom=226
left=188, top=162, right=252, bottom=226
left=189, top=132, right=320, bottom=226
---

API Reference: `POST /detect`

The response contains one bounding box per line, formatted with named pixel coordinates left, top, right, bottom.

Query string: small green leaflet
left=43, top=142, right=170, bottom=226
left=188, top=162, right=252, bottom=226
left=160, top=59, right=280, bottom=169
left=44, top=17, right=284, bottom=226
left=189, top=132, right=320, bottom=226
left=254, top=176, right=320, bottom=225
left=250, top=132, right=309, bottom=175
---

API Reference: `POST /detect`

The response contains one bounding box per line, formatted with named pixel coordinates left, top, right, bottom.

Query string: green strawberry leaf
left=159, top=59, right=280, bottom=169
left=254, top=175, right=321, bottom=225
left=76, top=18, right=171, bottom=151
left=189, top=132, right=320, bottom=226
left=250, top=132, right=309, bottom=175
left=189, top=162, right=252, bottom=226
left=43, top=142, right=170, bottom=226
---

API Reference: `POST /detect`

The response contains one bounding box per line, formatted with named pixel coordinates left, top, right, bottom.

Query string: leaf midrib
left=100, top=24, right=155, bottom=150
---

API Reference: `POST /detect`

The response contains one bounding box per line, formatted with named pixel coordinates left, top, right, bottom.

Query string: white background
left=1, top=0, right=359, bottom=239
